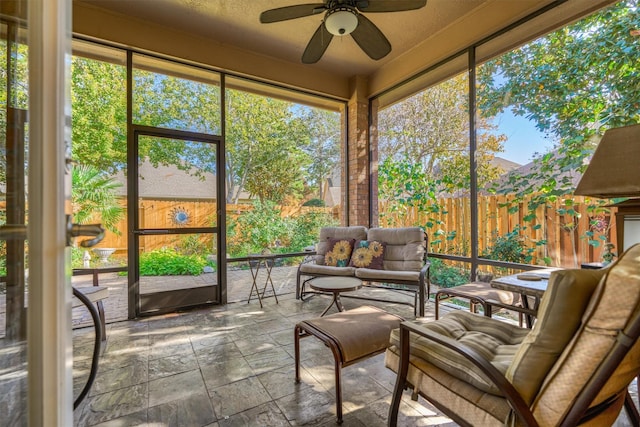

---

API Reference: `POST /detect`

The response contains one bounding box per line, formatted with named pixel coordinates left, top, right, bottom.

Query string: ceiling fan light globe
left=325, top=8, right=358, bottom=36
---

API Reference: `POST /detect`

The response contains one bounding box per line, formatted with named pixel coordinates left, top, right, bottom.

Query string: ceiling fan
left=260, top=0, right=427, bottom=64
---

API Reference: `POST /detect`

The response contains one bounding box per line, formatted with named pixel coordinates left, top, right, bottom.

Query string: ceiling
left=72, top=0, right=610, bottom=99
left=77, top=0, right=490, bottom=76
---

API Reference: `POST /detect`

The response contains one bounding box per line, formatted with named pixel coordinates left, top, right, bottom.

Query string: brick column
left=347, top=76, right=370, bottom=226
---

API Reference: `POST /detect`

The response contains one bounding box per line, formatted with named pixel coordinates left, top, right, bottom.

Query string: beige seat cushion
left=367, top=227, right=425, bottom=271
left=299, top=263, right=356, bottom=276
left=531, top=244, right=640, bottom=426
left=437, top=281, right=519, bottom=305
left=300, top=305, right=403, bottom=363
left=506, top=268, right=607, bottom=404
left=385, top=346, right=511, bottom=426
left=389, top=310, right=529, bottom=395
left=355, top=267, right=419, bottom=282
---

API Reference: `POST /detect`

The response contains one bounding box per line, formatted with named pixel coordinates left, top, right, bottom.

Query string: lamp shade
left=325, top=8, right=358, bottom=36
left=575, top=124, right=640, bottom=198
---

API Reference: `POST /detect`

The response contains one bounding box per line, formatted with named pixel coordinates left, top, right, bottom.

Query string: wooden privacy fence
left=379, top=194, right=617, bottom=268
left=91, top=194, right=614, bottom=267
left=95, top=200, right=333, bottom=254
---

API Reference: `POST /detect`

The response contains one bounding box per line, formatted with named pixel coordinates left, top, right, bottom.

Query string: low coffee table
left=309, top=276, right=362, bottom=316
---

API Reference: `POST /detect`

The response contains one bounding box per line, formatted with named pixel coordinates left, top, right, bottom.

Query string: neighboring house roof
left=486, top=150, right=584, bottom=195
left=111, top=162, right=252, bottom=201
left=322, top=178, right=342, bottom=207
left=491, top=156, right=521, bottom=173
left=322, top=167, right=342, bottom=207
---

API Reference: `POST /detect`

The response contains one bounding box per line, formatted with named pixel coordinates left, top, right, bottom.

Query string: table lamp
left=575, top=124, right=640, bottom=252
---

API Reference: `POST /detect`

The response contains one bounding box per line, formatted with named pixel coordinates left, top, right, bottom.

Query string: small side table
left=309, top=276, right=362, bottom=316
left=247, top=253, right=278, bottom=308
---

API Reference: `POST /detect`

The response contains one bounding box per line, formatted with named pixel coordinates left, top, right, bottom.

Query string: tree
left=71, top=54, right=344, bottom=207
left=477, top=0, right=640, bottom=199
left=478, top=1, right=639, bottom=142
left=378, top=74, right=505, bottom=192
left=71, top=57, right=127, bottom=173
left=71, top=164, right=124, bottom=233
left=475, top=1, right=639, bottom=263
left=225, top=89, right=310, bottom=204
left=132, top=68, right=221, bottom=179
left=297, top=107, right=341, bottom=199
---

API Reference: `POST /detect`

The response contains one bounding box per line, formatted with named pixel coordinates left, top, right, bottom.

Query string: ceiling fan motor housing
left=324, top=6, right=359, bottom=36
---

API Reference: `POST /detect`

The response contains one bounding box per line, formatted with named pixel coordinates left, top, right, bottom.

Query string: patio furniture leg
left=96, top=299, right=106, bottom=341
left=260, top=260, right=278, bottom=304
left=625, top=389, right=640, bottom=424
left=247, top=259, right=263, bottom=308
left=91, top=269, right=107, bottom=341
left=332, top=347, right=343, bottom=424
left=294, top=325, right=301, bottom=383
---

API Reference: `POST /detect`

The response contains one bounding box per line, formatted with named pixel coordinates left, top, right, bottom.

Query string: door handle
left=66, top=215, right=105, bottom=247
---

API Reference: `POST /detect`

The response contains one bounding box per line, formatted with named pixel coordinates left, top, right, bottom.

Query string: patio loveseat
left=296, top=226, right=431, bottom=316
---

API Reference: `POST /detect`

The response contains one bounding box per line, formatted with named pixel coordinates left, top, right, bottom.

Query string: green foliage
left=287, top=210, right=337, bottom=252
left=71, top=56, right=127, bottom=173
left=227, top=202, right=335, bottom=257
left=226, top=89, right=311, bottom=204
left=477, top=0, right=640, bottom=142
left=71, top=165, right=125, bottom=234
left=297, top=107, right=341, bottom=199
left=377, top=74, right=506, bottom=190
left=429, top=258, right=469, bottom=289
left=378, top=158, right=464, bottom=252
left=228, top=200, right=290, bottom=255
left=70, top=247, right=86, bottom=269
left=139, top=248, right=206, bottom=276
left=302, top=198, right=325, bottom=207
left=482, top=228, right=529, bottom=263
left=133, top=68, right=221, bottom=135
left=176, top=234, right=212, bottom=256
left=72, top=55, right=341, bottom=208
left=479, top=1, right=638, bottom=199
left=476, top=1, right=638, bottom=265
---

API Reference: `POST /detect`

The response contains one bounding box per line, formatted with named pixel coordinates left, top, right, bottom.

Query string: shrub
left=139, top=248, right=206, bottom=276
left=429, top=258, right=469, bottom=289
left=227, top=200, right=291, bottom=256
left=302, top=198, right=325, bottom=207
left=227, top=201, right=336, bottom=257
left=287, top=210, right=337, bottom=252
left=482, top=228, right=529, bottom=263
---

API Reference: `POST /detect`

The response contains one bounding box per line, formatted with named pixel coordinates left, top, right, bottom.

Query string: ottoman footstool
left=294, top=305, right=404, bottom=424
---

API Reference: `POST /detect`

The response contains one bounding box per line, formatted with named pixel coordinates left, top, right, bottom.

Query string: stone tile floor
left=72, top=287, right=639, bottom=427
left=73, top=289, right=454, bottom=426
left=3, top=263, right=637, bottom=426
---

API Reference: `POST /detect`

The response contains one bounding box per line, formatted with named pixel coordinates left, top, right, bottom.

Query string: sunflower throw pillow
left=350, top=240, right=386, bottom=269
left=324, top=238, right=355, bottom=267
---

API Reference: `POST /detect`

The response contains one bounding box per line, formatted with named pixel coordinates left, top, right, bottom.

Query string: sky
left=493, top=108, right=555, bottom=166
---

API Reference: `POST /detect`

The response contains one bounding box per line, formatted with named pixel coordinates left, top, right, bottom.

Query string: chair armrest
left=394, top=320, right=538, bottom=427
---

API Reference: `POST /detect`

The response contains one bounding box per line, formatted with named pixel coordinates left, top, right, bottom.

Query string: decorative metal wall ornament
left=169, top=206, right=191, bottom=226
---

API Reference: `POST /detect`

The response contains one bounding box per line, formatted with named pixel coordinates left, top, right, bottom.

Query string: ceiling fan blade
left=302, top=23, right=333, bottom=64
left=350, top=14, right=391, bottom=60
left=260, top=3, right=326, bottom=24
left=356, top=0, right=427, bottom=13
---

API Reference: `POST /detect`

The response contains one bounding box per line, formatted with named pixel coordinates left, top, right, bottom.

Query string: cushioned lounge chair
left=386, top=244, right=640, bottom=426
